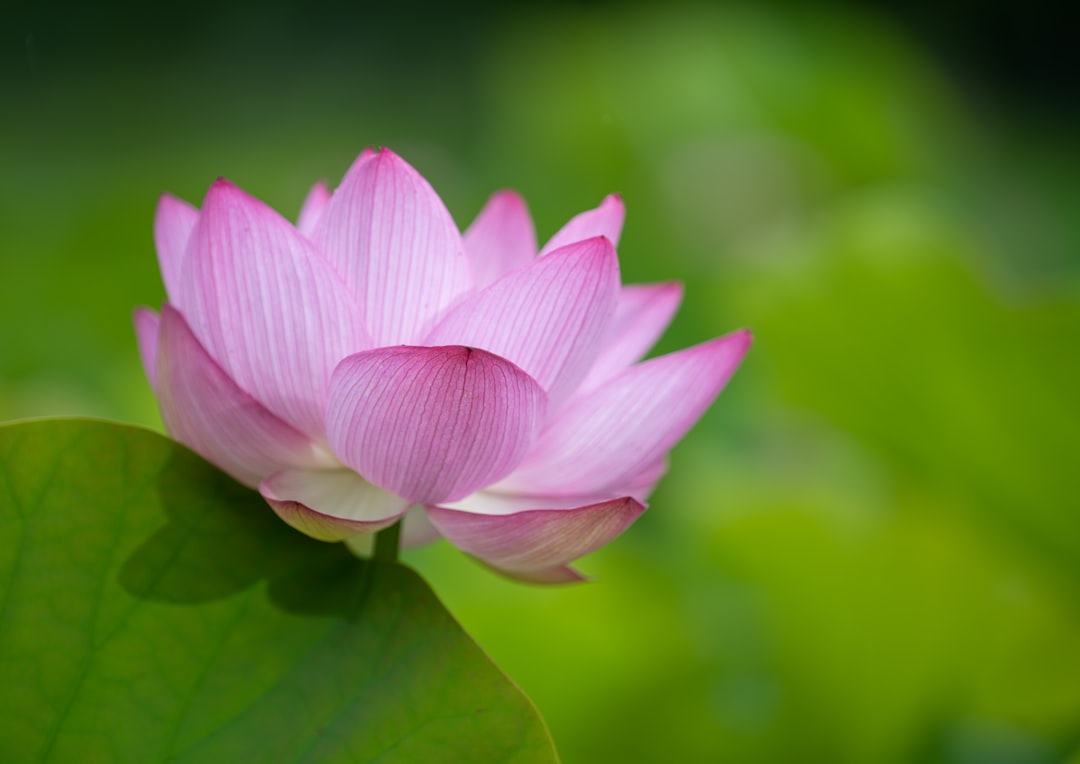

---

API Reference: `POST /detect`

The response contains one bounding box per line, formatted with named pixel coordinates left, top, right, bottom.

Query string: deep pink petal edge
left=427, top=495, right=646, bottom=584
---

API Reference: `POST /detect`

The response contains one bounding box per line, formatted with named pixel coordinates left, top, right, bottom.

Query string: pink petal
left=296, top=180, right=331, bottom=236
left=581, top=282, right=684, bottom=392
left=463, top=190, right=537, bottom=288
left=343, top=506, right=442, bottom=557
left=154, top=194, right=199, bottom=304
left=497, top=330, right=752, bottom=497
left=626, top=457, right=669, bottom=501
left=311, top=149, right=472, bottom=345
left=427, top=495, right=645, bottom=584
left=425, top=237, right=620, bottom=408
left=155, top=305, right=332, bottom=488
left=326, top=345, right=548, bottom=505
left=538, top=194, right=625, bottom=256
left=179, top=178, right=370, bottom=439
left=260, top=468, right=409, bottom=542
left=133, top=307, right=160, bottom=390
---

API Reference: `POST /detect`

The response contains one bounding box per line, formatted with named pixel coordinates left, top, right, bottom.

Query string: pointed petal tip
left=156, top=192, right=195, bottom=213
left=723, top=327, right=754, bottom=355
left=547, top=234, right=619, bottom=262
left=540, top=195, right=627, bottom=255
left=203, top=176, right=243, bottom=205
left=133, top=304, right=159, bottom=321
left=491, top=188, right=527, bottom=205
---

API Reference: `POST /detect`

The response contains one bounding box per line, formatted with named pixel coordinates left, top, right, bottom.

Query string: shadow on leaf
left=120, top=445, right=370, bottom=614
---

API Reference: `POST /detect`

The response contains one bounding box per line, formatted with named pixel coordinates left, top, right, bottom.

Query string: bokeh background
left=3, top=1, right=1079, bottom=761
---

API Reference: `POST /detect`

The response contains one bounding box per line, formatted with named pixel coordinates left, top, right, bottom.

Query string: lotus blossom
left=134, top=148, right=750, bottom=583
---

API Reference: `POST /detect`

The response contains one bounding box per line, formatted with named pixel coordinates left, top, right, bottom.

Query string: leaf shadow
left=119, top=445, right=371, bottom=616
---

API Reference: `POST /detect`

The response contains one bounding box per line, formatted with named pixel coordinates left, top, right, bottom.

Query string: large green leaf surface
left=0, top=419, right=556, bottom=763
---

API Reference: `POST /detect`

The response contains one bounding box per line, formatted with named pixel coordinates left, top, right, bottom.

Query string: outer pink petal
left=498, top=330, right=752, bottom=497
left=427, top=495, right=645, bottom=584
left=538, top=194, right=625, bottom=256
left=311, top=149, right=472, bottom=345
left=296, top=180, right=331, bottom=236
left=260, top=468, right=409, bottom=542
left=425, top=237, right=620, bottom=408
left=155, top=305, right=332, bottom=488
left=463, top=190, right=538, bottom=288
left=133, top=307, right=160, bottom=390
left=154, top=194, right=199, bottom=304
left=326, top=345, right=548, bottom=505
left=581, top=282, right=684, bottom=392
left=179, top=178, right=370, bottom=439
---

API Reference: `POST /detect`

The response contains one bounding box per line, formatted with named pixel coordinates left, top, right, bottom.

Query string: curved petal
left=463, top=190, right=537, bottom=288
left=132, top=307, right=160, bottom=390
left=539, top=194, right=625, bottom=256
left=497, top=330, right=752, bottom=497
left=327, top=345, right=548, bottom=505
left=155, top=305, right=333, bottom=488
left=260, top=468, right=409, bottom=542
left=153, top=194, right=199, bottom=304
left=427, top=495, right=645, bottom=584
left=581, top=282, right=684, bottom=392
left=425, top=237, right=620, bottom=408
left=296, top=180, right=331, bottom=236
left=179, top=178, right=370, bottom=439
left=311, top=149, right=472, bottom=345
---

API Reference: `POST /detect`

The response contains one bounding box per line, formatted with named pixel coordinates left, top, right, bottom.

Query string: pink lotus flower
left=134, top=149, right=749, bottom=583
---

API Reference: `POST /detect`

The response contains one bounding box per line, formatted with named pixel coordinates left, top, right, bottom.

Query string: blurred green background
left=3, top=1, right=1079, bottom=761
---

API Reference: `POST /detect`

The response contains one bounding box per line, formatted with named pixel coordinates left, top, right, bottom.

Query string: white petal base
left=261, top=468, right=409, bottom=542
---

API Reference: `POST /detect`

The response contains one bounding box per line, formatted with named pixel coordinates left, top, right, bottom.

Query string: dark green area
left=0, top=419, right=555, bottom=763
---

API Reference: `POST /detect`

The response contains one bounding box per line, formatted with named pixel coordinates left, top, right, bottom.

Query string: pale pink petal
left=463, top=190, right=537, bottom=288
left=260, top=468, right=409, bottom=542
left=154, top=194, right=199, bottom=304
left=401, top=505, right=442, bottom=548
left=296, top=180, right=331, bottom=237
left=326, top=345, right=548, bottom=505
left=626, top=457, right=669, bottom=501
left=425, top=237, right=620, bottom=407
left=342, top=506, right=442, bottom=557
left=497, top=330, right=752, bottom=497
left=581, top=282, right=684, bottom=392
left=538, top=194, right=625, bottom=256
left=132, top=307, right=160, bottom=390
left=155, top=305, right=332, bottom=488
left=311, top=149, right=472, bottom=345
left=179, top=178, right=370, bottom=439
left=427, top=495, right=645, bottom=584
